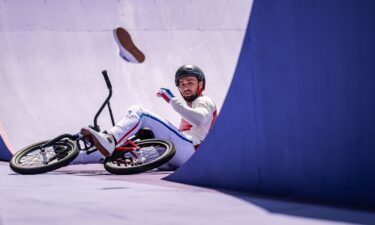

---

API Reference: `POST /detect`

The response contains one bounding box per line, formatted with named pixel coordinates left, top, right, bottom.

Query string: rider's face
left=178, top=76, right=202, bottom=100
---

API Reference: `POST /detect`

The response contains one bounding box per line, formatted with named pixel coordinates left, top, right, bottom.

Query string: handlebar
left=102, top=70, right=112, bottom=89
left=93, top=70, right=115, bottom=131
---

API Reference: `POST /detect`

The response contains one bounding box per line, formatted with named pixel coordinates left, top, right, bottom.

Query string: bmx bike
left=9, top=71, right=176, bottom=175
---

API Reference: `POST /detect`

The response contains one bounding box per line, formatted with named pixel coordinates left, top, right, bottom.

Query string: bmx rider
left=71, top=64, right=217, bottom=169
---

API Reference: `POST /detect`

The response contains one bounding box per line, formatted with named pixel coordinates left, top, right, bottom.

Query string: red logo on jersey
left=179, top=119, right=193, bottom=131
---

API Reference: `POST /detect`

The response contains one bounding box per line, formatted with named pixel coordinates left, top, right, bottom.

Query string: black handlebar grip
left=102, top=70, right=112, bottom=89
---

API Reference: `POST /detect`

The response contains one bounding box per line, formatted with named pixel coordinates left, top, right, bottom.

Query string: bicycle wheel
left=104, top=139, right=175, bottom=175
left=10, top=139, right=79, bottom=174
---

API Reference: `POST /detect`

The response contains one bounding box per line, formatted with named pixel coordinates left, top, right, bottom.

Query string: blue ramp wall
left=168, top=0, right=375, bottom=207
left=0, top=136, right=12, bottom=161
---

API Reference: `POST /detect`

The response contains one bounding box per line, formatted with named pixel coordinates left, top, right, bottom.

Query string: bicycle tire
left=10, top=139, right=79, bottom=174
left=104, top=139, right=175, bottom=175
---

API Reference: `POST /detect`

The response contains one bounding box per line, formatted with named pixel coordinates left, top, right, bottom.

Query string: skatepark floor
left=0, top=162, right=374, bottom=225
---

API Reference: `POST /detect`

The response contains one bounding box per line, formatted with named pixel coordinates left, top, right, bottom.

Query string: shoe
left=81, top=127, right=116, bottom=157
left=113, top=27, right=145, bottom=63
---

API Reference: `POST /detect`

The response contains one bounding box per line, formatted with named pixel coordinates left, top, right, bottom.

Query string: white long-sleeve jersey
left=169, top=96, right=217, bottom=146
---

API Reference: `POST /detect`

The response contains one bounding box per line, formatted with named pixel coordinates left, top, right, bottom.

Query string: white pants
left=71, top=105, right=195, bottom=168
left=107, top=105, right=195, bottom=169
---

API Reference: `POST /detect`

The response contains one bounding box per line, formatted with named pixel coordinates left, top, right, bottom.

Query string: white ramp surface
left=0, top=0, right=251, bottom=151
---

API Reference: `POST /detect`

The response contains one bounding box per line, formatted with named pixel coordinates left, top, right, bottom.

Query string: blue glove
left=157, top=88, right=175, bottom=103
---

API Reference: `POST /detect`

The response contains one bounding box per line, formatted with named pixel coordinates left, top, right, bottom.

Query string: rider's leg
left=108, top=105, right=195, bottom=168
left=80, top=105, right=195, bottom=167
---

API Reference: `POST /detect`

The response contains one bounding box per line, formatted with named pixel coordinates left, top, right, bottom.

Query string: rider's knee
left=127, top=105, right=146, bottom=117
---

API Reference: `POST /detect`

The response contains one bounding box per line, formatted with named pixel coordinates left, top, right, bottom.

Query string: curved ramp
left=0, top=1, right=251, bottom=155
left=0, top=120, right=14, bottom=161
left=168, top=0, right=375, bottom=207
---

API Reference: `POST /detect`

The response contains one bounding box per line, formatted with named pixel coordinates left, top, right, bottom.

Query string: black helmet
left=175, top=64, right=205, bottom=89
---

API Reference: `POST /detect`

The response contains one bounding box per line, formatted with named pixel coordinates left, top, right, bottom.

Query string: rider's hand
left=157, top=88, right=175, bottom=103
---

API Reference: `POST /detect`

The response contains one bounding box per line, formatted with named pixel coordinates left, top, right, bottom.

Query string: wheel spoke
left=109, top=145, right=167, bottom=167
left=17, top=144, right=72, bottom=168
left=10, top=139, right=78, bottom=174
left=104, top=140, right=175, bottom=174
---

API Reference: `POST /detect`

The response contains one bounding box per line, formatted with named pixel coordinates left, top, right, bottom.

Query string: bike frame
left=93, top=70, right=115, bottom=132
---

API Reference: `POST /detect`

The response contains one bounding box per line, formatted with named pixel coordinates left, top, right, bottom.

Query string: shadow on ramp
left=167, top=0, right=375, bottom=209
left=218, top=189, right=375, bottom=225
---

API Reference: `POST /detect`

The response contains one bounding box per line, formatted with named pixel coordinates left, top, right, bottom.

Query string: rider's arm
left=169, top=97, right=214, bottom=127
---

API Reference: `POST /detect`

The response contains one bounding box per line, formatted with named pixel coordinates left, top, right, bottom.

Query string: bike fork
left=40, top=147, right=48, bottom=165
